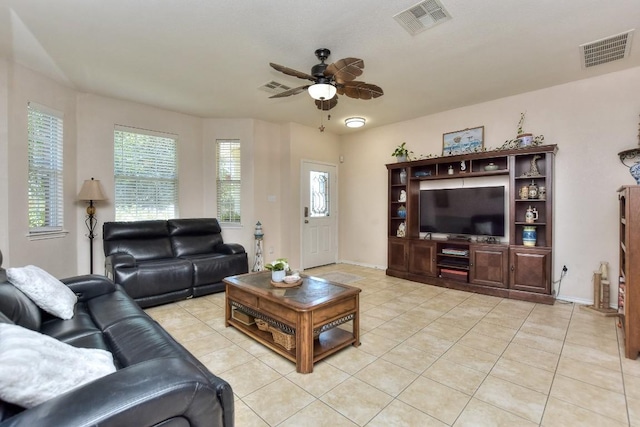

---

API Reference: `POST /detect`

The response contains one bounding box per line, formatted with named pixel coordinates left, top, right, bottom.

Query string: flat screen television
left=419, top=186, right=506, bottom=237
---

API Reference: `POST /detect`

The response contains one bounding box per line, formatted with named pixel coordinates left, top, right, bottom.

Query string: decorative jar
left=538, top=186, right=546, bottom=200
left=522, top=226, right=537, bottom=247
left=397, top=205, right=406, bottom=219
left=399, top=168, right=407, bottom=184
left=525, top=206, right=538, bottom=223
left=631, top=161, right=640, bottom=184
left=519, top=186, right=529, bottom=199
left=528, top=180, right=538, bottom=199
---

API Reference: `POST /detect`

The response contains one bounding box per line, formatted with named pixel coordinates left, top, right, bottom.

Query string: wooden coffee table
left=224, top=271, right=361, bottom=373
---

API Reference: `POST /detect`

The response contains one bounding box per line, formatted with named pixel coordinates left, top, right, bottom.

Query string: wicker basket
left=254, top=318, right=320, bottom=351
left=255, top=319, right=270, bottom=332
left=270, top=327, right=296, bottom=350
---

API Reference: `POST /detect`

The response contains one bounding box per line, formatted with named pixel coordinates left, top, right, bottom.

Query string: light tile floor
left=145, top=264, right=640, bottom=426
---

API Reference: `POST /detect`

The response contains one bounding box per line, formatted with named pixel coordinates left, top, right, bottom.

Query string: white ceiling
left=1, top=0, right=639, bottom=134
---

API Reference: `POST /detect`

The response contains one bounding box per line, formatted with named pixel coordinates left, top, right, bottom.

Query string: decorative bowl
left=283, top=275, right=301, bottom=284
left=484, top=163, right=499, bottom=171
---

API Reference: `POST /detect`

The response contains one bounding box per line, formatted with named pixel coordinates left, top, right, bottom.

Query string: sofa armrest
left=0, top=358, right=233, bottom=427
left=104, top=254, right=136, bottom=278
left=61, top=275, right=116, bottom=302
left=215, top=243, right=245, bottom=255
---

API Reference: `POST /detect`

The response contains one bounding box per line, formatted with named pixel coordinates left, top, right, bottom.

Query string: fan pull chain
left=318, top=99, right=325, bottom=132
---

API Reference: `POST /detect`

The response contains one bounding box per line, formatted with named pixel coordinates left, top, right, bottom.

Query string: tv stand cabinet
left=386, top=145, right=557, bottom=304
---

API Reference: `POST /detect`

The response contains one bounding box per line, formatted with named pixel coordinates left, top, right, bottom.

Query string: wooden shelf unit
left=386, top=145, right=557, bottom=304
left=618, top=186, right=640, bottom=359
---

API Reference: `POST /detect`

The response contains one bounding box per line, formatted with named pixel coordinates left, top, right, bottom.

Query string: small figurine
left=396, top=222, right=406, bottom=237
left=460, top=160, right=466, bottom=172
left=399, top=189, right=407, bottom=202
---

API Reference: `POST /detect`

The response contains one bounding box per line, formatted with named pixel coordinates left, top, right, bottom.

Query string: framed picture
left=442, top=126, right=484, bottom=156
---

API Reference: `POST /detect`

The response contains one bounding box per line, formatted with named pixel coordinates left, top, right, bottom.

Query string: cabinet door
left=470, top=245, right=508, bottom=288
left=388, top=239, right=408, bottom=272
left=509, top=248, right=551, bottom=294
left=409, top=240, right=437, bottom=276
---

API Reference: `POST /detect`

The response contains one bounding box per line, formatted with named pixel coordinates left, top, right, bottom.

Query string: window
left=310, top=171, right=330, bottom=217
left=114, top=126, right=178, bottom=221
left=27, top=103, right=64, bottom=233
left=216, top=140, right=241, bottom=224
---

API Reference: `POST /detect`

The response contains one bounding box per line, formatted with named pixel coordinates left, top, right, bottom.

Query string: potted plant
left=392, top=142, right=413, bottom=162
left=516, top=112, right=533, bottom=147
left=265, top=258, right=289, bottom=282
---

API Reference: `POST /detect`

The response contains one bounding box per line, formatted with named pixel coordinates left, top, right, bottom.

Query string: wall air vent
left=580, top=30, right=634, bottom=69
left=394, top=0, right=452, bottom=36
left=259, top=81, right=292, bottom=94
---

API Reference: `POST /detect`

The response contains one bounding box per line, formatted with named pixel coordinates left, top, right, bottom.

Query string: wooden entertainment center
left=387, top=145, right=557, bottom=304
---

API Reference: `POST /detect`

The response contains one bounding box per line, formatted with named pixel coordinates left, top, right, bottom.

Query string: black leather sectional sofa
left=103, top=218, right=248, bottom=308
left=0, top=269, right=234, bottom=427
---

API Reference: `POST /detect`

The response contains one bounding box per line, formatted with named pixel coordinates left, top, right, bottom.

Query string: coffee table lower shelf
left=227, top=318, right=357, bottom=365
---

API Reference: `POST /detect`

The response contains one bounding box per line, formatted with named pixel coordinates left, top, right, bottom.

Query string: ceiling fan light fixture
left=308, top=83, right=336, bottom=101
left=345, top=117, right=366, bottom=128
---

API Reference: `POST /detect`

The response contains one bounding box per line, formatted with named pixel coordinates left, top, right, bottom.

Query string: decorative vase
left=271, top=270, right=286, bottom=282
left=630, top=161, right=640, bottom=184
left=528, top=180, right=538, bottom=199
left=522, top=226, right=537, bottom=247
left=538, top=186, right=546, bottom=200
left=525, top=206, right=538, bottom=223
left=399, top=168, right=407, bottom=184
left=397, top=205, right=406, bottom=219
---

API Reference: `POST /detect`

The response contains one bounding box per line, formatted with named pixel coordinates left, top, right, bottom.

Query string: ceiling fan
left=268, top=48, right=384, bottom=111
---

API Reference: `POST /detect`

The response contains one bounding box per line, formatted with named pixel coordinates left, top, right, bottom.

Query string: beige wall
left=0, top=59, right=9, bottom=265
left=76, top=93, right=204, bottom=274
left=5, top=62, right=78, bottom=277
left=339, top=66, right=640, bottom=304
left=2, top=58, right=639, bottom=305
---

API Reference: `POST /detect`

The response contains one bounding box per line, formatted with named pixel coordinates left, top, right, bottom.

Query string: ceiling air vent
left=580, top=30, right=634, bottom=69
left=259, top=81, right=292, bottom=95
left=394, top=0, right=452, bottom=36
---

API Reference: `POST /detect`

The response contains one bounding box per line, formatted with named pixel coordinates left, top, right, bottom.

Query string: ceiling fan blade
left=337, top=81, right=384, bottom=100
left=325, top=58, right=364, bottom=83
left=269, top=63, right=315, bottom=81
left=315, top=96, right=338, bottom=111
left=268, top=85, right=310, bottom=98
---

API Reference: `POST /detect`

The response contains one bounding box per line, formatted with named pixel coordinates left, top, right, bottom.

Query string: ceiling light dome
left=308, top=83, right=336, bottom=101
left=345, top=117, right=366, bottom=128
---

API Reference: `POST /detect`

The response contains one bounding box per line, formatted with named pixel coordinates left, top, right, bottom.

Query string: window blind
left=114, top=127, right=178, bottom=221
left=27, top=103, right=64, bottom=232
left=216, top=140, right=241, bottom=224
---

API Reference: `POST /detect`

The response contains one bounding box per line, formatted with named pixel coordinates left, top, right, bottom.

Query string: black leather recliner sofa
left=104, top=218, right=248, bottom=308
left=0, top=264, right=234, bottom=427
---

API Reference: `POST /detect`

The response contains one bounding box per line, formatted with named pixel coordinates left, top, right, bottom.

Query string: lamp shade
left=308, top=83, right=337, bottom=101
left=78, top=178, right=107, bottom=201
left=345, top=117, right=366, bottom=128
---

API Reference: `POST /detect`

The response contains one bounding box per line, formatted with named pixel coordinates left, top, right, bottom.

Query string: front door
left=301, top=161, right=337, bottom=269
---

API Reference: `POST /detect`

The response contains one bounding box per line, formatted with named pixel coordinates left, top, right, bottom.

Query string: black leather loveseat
left=0, top=264, right=234, bottom=427
left=104, top=218, right=248, bottom=308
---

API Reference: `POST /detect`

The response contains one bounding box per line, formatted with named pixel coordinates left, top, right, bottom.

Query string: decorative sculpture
left=252, top=221, right=264, bottom=272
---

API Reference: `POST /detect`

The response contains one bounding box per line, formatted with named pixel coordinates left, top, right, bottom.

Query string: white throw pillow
left=0, top=323, right=116, bottom=408
left=7, top=265, right=77, bottom=319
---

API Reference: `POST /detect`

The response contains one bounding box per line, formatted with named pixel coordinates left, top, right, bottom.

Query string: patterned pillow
left=7, top=265, right=77, bottom=319
left=0, top=323, right=116, bottom=408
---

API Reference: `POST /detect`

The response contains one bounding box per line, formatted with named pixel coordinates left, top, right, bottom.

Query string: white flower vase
left=271, top=270, right=286, bottom=282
